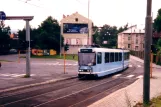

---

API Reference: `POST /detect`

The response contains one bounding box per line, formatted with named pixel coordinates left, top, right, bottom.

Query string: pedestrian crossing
left=128, top=64, right=142, bottom=68
left=112, top=74, right=143, bottom=79
left=0, top=73, right=35, bottom=80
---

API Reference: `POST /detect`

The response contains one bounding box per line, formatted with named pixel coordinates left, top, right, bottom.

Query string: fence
left=130, top=50, right=161, bottom=65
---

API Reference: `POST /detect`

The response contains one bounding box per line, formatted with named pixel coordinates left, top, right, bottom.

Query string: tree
left=118, top=23, right=128, bottom=33
left=92, top=26, right=100, bottom=44
left=99, top=24, right=118, bottom=48
left=0, top=21, right=11, bottom=54
left=38, top=16, right=63, bottom=53
left=92, top=23, right=128, bottom=48
left=17, top=16, right=64, bottom=54
left=154, top=8, right=161, bottom=32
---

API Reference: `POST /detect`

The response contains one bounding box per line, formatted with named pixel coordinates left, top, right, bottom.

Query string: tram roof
left=78, top=47, right=129, bottom=52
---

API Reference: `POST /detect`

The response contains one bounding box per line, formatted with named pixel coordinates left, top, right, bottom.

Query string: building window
left=128, top=44, right=131, bottom=48
left=135, top=46, right=139, bottom=50
left=128, top=36, right=131, bottom=40
left=75, top=18, right=78, bottom=22
left=136, top=39, right=138, bottom=44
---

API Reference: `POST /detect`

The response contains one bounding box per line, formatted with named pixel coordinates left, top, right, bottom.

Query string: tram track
left=0, top=62, right=138, bottom=107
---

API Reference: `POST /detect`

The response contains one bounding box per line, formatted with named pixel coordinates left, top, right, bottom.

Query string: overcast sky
left=1, top=0, right=161, bottom=32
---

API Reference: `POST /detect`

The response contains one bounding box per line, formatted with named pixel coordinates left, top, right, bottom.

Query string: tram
left=78, top=47, right=130, bottom=78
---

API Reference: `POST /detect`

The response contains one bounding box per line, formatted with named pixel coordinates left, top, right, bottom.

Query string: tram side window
left=127, top=52, right=130, bottom=59
left=119, top=53, right=122, bottom=61
left=124, top=52, right=127, bottom=60
left=115, top=53, right=118, bottom=62
left=97, top=52, right=102, bottom=64
left=124, top=52, right=126, bottom=60
left=110, top=53, right=114, bottom=62
left=105, top=52, right=109, bottom=63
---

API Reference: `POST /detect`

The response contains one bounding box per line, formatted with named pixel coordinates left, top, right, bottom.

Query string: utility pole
left=143, top=0, right=152, bottom=105
left=60, top=33, right=61, bottom=58
left=87, top=0, right=90, bottom=46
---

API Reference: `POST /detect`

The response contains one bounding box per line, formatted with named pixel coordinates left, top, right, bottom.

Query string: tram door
left=96, top=52, right=102, bottom=72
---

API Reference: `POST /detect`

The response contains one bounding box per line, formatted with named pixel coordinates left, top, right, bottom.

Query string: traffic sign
left=0, top=11, right=6, bottom=20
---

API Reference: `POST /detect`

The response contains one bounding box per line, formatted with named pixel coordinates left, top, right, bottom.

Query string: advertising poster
left=63, top=23, right=88, bottom=34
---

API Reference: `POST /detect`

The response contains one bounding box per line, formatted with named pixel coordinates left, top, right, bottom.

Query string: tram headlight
left=79, top=70, right=82, bottom=72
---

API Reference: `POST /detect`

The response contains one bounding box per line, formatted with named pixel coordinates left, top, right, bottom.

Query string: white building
left=117, top=25, right=145, bottom=51
left=60, top=12, right=93, bottom=54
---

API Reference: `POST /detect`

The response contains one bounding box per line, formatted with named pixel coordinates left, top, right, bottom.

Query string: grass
left=134, top=95, right=161, bottom=107
left=31, top=54, right=78, bottom=61
left=23, top=75, right=30, bottom=78
left=0, top=60, right=13, bottom=62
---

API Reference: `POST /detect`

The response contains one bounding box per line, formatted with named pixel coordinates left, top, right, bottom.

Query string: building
left=117, top=25, right=145, bottom=51
left=60, top=12, right=93, bottom=54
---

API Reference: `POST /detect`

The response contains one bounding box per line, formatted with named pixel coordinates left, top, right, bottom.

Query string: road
left=0, top=54, right=78, bottom=90
left=0, top=59, right=144, bottom=107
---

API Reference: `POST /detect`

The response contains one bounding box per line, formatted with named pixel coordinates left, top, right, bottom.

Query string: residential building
left=117, top=25, right=145, bottom=51
left=60, top=12, right=93, bottom=54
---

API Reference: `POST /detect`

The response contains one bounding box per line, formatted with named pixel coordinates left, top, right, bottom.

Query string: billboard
left=63, top=23, right=88, bottom=34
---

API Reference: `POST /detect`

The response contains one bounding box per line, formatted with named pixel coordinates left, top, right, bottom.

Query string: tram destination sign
left=80, top=49, right=92, bottom=53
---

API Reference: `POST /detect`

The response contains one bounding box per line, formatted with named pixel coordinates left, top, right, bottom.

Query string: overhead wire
left=17, top=0, right=48, bottom=9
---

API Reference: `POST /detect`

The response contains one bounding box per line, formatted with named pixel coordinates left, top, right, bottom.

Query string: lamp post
left=143, top=0, right=152, bottom=105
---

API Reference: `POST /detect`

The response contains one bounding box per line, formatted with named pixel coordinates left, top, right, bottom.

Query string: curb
left=0, top=76, right=77, bottom=94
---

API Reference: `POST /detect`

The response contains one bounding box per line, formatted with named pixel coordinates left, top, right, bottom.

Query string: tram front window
left=78, top=53, right=96, bottom=66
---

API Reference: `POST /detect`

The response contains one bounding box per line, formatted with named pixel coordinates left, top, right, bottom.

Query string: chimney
left=63, top=14, right=66, bottom=18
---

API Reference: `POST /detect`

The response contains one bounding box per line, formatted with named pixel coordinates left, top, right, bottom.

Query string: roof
left=78, top=47, right=129, bottom=52
left=60, top=12, right=92, bottom=23
left=118, top=25, right=145, bottom=35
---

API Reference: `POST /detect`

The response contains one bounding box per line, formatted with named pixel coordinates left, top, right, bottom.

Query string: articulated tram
left=78, top=47, right=130, bottom=78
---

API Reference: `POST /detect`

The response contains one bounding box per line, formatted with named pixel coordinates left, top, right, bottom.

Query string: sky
left=1, top=0, right=161, bottom=32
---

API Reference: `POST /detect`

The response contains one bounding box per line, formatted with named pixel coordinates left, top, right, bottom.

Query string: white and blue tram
left=78, top=47, right=130, bottom=78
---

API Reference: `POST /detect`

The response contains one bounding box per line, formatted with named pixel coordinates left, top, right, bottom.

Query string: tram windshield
left=78, top=53, right=96, bottom=66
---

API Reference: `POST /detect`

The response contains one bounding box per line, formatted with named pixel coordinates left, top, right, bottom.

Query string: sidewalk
left=0, top=58, right=78, bottom=93
left=88, top=55, right=161, bottom=107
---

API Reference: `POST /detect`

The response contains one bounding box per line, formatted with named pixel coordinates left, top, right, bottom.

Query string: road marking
left=137, top=65, right=141, bottom=67
left=129, top=65, right=132, bottom=67
left=112, top=74, right=122, bottom=78
left=127, top=75, right=134, bottom=78
left=0, top=78, right=13, bottom=80
left=136, top=75, right=143, bottom=79
left=0, top=73, right=36, bottom=78
left=0, top=74, right=10, bottom=76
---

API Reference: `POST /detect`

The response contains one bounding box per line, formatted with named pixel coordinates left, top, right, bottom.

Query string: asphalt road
left=0, top=59, right=144, bottom=107
left=0, top=54, right=78, bottom=90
